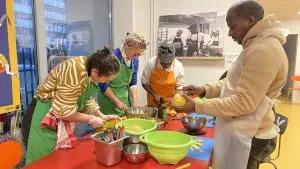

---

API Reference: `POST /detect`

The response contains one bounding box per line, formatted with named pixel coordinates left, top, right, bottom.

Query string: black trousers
left=21, top=98, right=37, bottom=149
left=247, top=137, right=277, bottom=169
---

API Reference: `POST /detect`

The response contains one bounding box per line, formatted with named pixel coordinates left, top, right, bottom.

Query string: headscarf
left=157, top=44, right=175, bottom=64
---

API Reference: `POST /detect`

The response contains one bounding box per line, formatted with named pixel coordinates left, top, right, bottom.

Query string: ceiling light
left=298, top=11, right=300, bottom=15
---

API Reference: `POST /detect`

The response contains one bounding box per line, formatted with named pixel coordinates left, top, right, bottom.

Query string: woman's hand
left=88, top=116, right=105, bottom=128
left=116, top=100, right=127, bottom=111
left=103, top=114, right=121, bottom=121
left=132, top=102, right=141, bottom=108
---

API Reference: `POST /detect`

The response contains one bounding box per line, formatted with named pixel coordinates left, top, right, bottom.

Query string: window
left=14, top=0, right=38, bottom=111
left=44, top=0, right=112, bottom=71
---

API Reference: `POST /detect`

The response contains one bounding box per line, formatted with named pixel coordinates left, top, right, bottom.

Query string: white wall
left=112, top=0, right=300, bottom=104
left=132, top=0, right=152, bottom=104
left=112, top=0, right=151, bottom=105
left=154, top=0, right=242, bottom=86
left=112, top=0, right=134, bottom=48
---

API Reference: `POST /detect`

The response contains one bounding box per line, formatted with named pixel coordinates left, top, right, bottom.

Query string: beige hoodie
left=196, top=15, right=289, bottom=135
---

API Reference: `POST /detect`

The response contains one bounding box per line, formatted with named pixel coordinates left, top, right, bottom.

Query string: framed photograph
left=158, top=12, right=225, bottom=59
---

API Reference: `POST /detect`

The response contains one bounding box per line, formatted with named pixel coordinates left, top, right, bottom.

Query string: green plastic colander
left=115, top=118, right=157, bottom=136
left=139, top=131, right=197, bottom=165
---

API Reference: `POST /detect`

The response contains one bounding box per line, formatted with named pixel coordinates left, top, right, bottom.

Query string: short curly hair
left=124, top=33, right=149, bottom=49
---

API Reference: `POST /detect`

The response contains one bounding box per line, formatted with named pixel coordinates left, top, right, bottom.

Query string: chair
left=0, top=140, right=23, bottom=169
left=260, top=112, right=289, bottom=169
left=286, top=75, right=300, bottom=103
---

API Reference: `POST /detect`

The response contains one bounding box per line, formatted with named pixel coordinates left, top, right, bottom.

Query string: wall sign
left=0, top=0, right=21, bottom=114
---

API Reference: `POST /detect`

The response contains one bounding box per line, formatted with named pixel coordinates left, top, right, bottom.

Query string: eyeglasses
left=132, top=52, right=145, bottom=57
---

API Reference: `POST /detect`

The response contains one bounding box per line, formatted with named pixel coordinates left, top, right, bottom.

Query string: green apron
left=98, top=59, right=134, bottom=116
left=25, top=83, right=99, bottom=165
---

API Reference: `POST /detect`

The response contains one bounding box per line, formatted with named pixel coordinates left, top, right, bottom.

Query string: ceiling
left=257, top=0, right=300, bottom=19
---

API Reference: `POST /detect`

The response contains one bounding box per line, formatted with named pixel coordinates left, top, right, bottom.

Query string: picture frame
left=158, top=12, right=225, bottom=60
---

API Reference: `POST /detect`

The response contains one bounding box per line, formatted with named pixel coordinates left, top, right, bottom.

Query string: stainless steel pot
left=125, top=106, right=158, bottom=119
left=123, top=144, right=148, bottom=164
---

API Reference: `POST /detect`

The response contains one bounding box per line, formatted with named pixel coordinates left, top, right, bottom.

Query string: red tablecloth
left=23, top=120, right=214, bottom=169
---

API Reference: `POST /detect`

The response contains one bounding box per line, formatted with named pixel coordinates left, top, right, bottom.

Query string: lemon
left=173, top=94, right=186, bottom=107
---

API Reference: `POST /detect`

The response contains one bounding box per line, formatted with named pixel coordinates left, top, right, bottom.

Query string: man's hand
left=183, top=85, right=206, bottom=97
left=153, top=94, right=161, bottom=105
left=172, top=94, right=196, bottom=113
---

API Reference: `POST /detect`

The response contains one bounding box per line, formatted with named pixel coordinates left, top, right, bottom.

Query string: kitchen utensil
left=125, top=107, right=158, bottom=119
left=117, top=125, right=125, bottom=140
left=96, top=120, right=120, bottom=132
left=176, top=162, right=191, bottom=169
left=181, top=116, right=207, bottom=133
left=123, top=144, right=148, bottom=164
left=91, top=132, right=129, bottom=166
left=103, top=130, right=113, bottom=143
left=139, top=131, right=199, bottom=165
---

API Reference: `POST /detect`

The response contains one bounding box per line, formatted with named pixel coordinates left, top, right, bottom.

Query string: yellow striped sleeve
left=82, top=97, right=100, bottom=115
left=51, top=58, right=87, bottom=118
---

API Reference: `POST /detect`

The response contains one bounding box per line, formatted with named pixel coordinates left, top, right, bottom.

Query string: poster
left=0, top=0, right=21, bottom=114
left=158, top=12, right=225, bottom=58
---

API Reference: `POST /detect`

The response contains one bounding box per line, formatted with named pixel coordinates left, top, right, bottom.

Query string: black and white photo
left=158, top=12, right=225, bottom=58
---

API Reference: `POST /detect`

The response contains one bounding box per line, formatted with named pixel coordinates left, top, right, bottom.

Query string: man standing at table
left=173, top=1, right=288, bottom=169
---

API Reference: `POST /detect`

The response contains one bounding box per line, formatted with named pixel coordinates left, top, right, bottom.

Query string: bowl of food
left=123, top=144, right=148, bottom=163
left=181, top=116, right=207, bottom=133
left=125, top=107, right=158, bottom=119
left=115, top=118, right=157, bottom=145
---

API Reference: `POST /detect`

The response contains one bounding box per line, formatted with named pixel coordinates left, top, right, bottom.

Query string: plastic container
left=115, top=118, right=157, bottom=136
left=116, top=118, right=157, bottom=146
left=91, top=132, right=128, bottom=166
left=139, top=131, right=197, bottom=165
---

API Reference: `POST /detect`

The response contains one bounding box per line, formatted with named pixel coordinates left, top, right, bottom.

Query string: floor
left=260, top=102, right=300, bottom=169
left=208, top=102, right=300, bottom=169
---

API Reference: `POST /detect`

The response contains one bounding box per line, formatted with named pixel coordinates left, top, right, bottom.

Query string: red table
left=23, top=120, right=214, bottom=169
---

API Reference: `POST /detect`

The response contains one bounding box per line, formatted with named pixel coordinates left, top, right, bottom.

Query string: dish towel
left=41, top=110, right=77, bottom=149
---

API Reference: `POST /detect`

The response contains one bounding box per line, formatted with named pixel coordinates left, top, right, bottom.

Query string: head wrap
left=157, top=44, right=175, bottom=64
